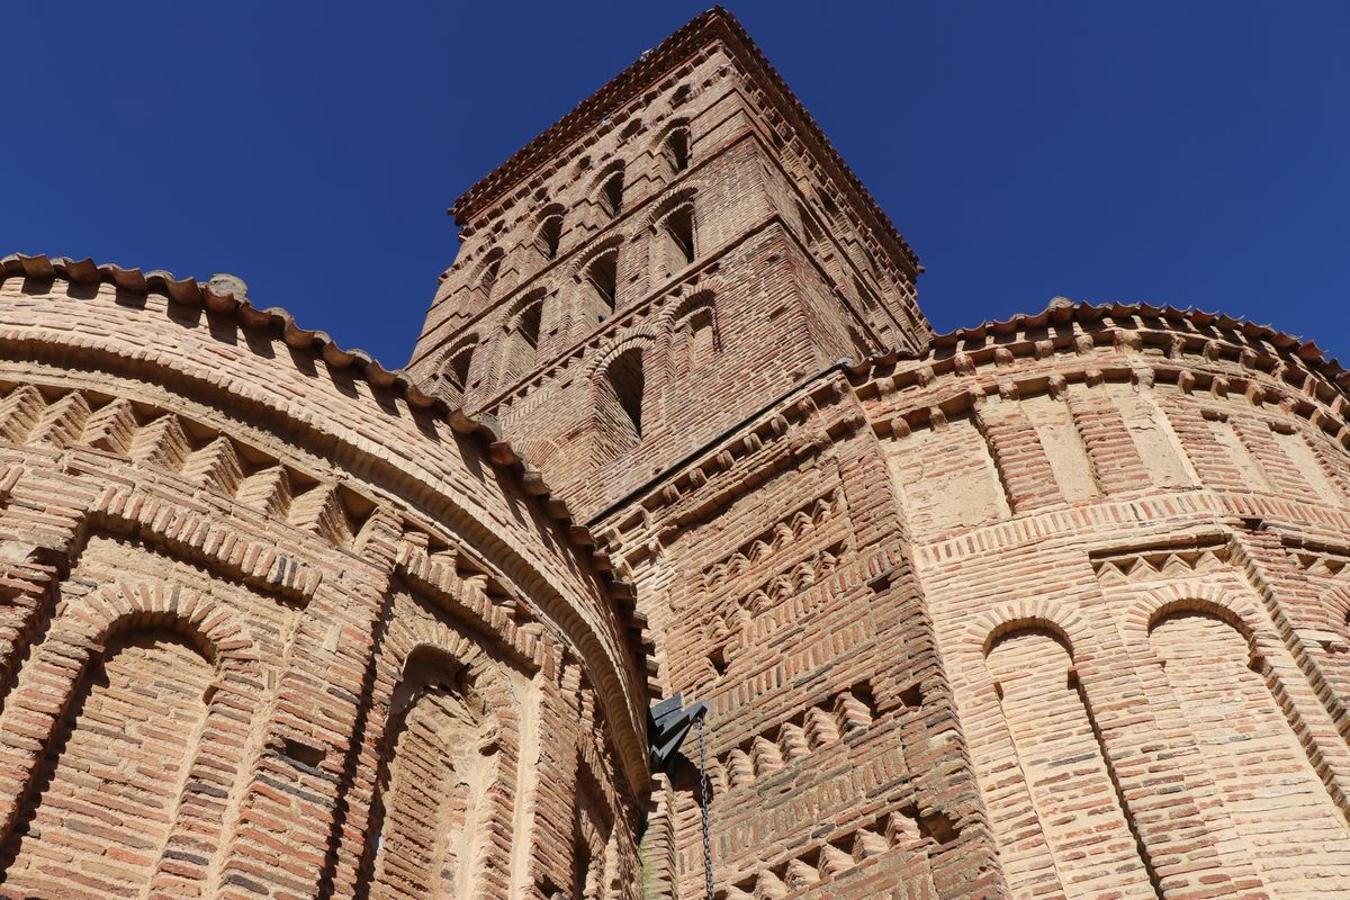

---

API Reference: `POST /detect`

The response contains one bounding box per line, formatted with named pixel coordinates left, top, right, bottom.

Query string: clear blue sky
left=3, top=2, right=1347, bottom=366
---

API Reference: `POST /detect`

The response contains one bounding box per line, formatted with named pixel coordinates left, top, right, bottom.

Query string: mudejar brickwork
left=2, top=7, right=1349, bottom=899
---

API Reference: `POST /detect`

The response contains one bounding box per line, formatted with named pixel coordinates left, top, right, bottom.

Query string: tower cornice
left=449, top=7, right=922, bottom=277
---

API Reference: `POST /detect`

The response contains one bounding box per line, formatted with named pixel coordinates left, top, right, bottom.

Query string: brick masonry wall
left=592, top=377, right=1003, bottom=899
left=9, top=10, right=1350, bottom=900
left=862, top=306, right=1350, bottom=898
left=408, top=37, right=930, bottom=522
left=0, top=272, right=647, bottom=898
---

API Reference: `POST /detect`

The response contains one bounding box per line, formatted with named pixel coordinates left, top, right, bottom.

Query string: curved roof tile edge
left=0, top=251, right=657, bottom=707
left=449, top=7, right=921, bottom=273
left=845, top=299, right=1350, bottom=392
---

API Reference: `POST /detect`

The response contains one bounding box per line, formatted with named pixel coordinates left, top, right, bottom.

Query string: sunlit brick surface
left=6, top=7, right=1350, bottom=900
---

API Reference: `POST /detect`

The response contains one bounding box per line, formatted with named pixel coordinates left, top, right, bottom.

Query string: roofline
left=845, top=298, right=1350, bottom=396
left=449, top=7, right=922, bottom=274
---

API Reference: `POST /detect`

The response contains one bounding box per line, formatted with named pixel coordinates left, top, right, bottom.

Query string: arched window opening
left=584, top=250, right=620, bottom=319
left=517, top=301, right=543, bottom=351
left=682, top=306, right=717, bottom=370
left=659, top=204, right=696, bottom=276
left=474, top=249, right=505, bottom=304
left=594, top=347, right=646, bottom=460
left=853, top=276, right=879, bottom=312
left=509, top=299, right=546, bottom=380
left=619, top=118, right=643, bottom=142
left=672, top=296, right=718, bottom=373
left=442, top=338, right=478, bottom=398
left=608, top=350, right=644, bottom=439
left=2, top=629, right=212, bottom=898
left=1149, top=608, right=1350, bottom=889
left=663, top=126, right=691, bottom=175
left=985, top=626, right=1156, bottom=895
left=366, top=656, right=501, bottom=898
left=818, top=189, right=842, bottom=224
left=536, top=214, right=564, bottom=260
left=598, top=169, right=625, bottom=219
left=797, top=202, right=825, bottom=250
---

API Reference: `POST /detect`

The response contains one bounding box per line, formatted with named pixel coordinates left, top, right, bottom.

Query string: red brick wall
left=408, top=43, right=930, bottom=521
left=0, top=271, right=647, bottom=899
left=592, top=379, right=1002, bottom=898
left=865, top=308, right=1350, bottom=897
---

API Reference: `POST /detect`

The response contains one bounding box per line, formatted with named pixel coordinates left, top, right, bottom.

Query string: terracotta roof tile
left=848, top=298, right=1349, bottom=393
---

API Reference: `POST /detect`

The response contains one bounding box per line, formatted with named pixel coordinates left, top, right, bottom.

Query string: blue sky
left=3, top=2, right=1347, bottom=366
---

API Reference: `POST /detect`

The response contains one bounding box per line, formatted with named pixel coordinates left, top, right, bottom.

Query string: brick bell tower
left=407, top=8, right=931, bottom=520
left=408, top=11, right=1008, bottom=898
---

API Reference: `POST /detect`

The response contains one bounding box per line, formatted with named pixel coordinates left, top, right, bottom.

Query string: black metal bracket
left=648, top=694, right=709, bottom=772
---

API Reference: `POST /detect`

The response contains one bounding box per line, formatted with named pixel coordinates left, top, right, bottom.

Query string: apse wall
left=862, top=301, right=1350, bottom=898
left=0, top=255, right=648, bottom=899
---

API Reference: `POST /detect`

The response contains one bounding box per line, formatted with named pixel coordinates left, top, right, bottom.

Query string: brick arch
left=964, top=597, right=1093, bottom=661
left=643, top=186, right=698, bottom=231
left=436, top=331, right=481, bottom=395
left=536, top=201, right=567, bottom=221
left=657, top=289, right=717, bottom=330
left=583, top=332, right=659, bottom=383
left=354, top=604, right=526, bottom=900
left=1144, top=588, right=1350, bottom=889
left=972, top=599, right=1157, bottom=895
left=0, top=578, right=265, bottom=895
left=1121, top=583, right=1273, bottom=660
left=586, top=159, right=626, bottom=196
left=651, top=117, right=692, bottom=169
left=504, top=286, right=550, bottom=328
left=569, top=233, right=625, bottom=283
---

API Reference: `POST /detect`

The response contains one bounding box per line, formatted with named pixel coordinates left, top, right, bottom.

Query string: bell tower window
left=597, top=169, right=625, bottom=218
left=608, top=350, right=644, bottom=439
left=583, top=249, right=620, bottom=319
left=662, top=125, right=691, bottom=175
left=536, top=210, right=564, bottom=260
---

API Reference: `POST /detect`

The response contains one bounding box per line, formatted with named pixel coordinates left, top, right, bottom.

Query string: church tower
left=408, top=8, right=930, bottom=519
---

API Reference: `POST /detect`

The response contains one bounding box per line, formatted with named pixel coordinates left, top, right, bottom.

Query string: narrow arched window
left=365, top=654, right=505, bottom=899
left=598, top=170, right=624, bottom=218
left=659, top=204, right=695, bottom=277
left=442, top=338, right=478, bottom=398
left=517, top=301, right=542, bottom=351
left=681, top=306, right=717, bottom=370
left=474, top=249, right=505, bottom=304
left=853, top=276, right=879, bottom=312
left=536, top=214, right=563, bottom=260
left=663, top=126, right=691, bottom=175
left=797, top=202, right=825, bottom=250
left=584, top=250, right=620, bottom=318
left=599, top=348, right=645, bottom=449
left=818, top=189, right=842, bottom=224
left=3, top=629, right=212, bottom=897
left=502, top=294, right=547, bottom=382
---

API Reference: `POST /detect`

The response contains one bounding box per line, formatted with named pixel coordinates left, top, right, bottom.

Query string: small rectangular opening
left=282, top=738, right=326, bottom=769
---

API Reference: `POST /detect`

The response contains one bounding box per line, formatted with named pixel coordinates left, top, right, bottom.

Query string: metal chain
left=696, top=714, right=715, bottom=900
